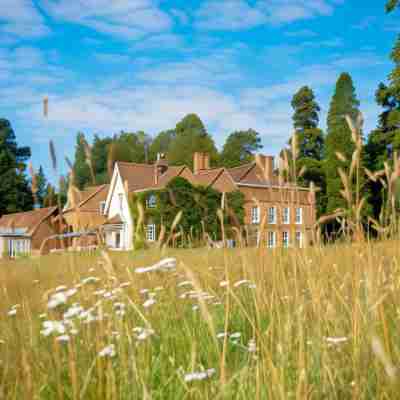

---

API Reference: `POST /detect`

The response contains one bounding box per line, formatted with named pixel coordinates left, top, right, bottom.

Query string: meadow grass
left=1, top=242, right=400, bottom=399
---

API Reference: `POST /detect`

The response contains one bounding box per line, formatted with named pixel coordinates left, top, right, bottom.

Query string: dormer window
left=147, top=194, right=156, bottom=209
left=99, top=201, right=106, bottom=215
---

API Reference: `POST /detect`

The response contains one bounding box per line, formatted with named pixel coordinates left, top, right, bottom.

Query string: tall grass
left=1, top=242, right=400, bottom=399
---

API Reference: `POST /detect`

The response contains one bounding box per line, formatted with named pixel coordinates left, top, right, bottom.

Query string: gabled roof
left=103, top=214, right=123, bottom=225
left=227, top=162, right=279, bottom=186
left=116, top=162, right=195, bottom=192
left=117, top=162, right=156, bottom=192
left=194, top=167, right=226, bottom=187
left=0, top=207, right=57, bottom=236
left=64, top=185, right=109, bottom=213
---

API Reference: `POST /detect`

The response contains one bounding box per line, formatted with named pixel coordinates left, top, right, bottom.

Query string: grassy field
left=1, top=242, right=400, bottom=399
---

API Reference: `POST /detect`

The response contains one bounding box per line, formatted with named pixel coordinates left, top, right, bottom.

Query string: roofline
left=236, top=182, right=310, bottom=191
left=63, top=184, right=107, bottom=213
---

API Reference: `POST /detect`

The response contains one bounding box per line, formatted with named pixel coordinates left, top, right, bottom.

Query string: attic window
left=99, top=201, right=106, bottom=215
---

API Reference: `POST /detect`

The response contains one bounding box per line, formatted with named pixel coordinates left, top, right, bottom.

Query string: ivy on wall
left=128, top=177, right=245, bottom=249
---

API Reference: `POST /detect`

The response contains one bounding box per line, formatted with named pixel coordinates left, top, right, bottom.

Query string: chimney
left=154, top=153, right=168, bottom=184
left=193, top=152, right=210, bottom=174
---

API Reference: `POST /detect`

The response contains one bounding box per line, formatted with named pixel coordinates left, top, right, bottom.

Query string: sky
left=0, top=0, right=399, bottom=180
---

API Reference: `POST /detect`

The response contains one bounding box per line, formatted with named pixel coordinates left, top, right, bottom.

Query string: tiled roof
left=117, top=162, right=195, bottom=192
left=227, top=162, right=279, bottom=186
left=0, top=207, right=57, bottom=236
left=194, top=168, right=225, bottom=187
left=64, top=185, right=109, bottom=213
left=117, top=162, right=155, bottom=192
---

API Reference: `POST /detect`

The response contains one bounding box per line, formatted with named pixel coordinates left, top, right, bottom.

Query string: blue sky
left=0, top=0, right=399, bottom=180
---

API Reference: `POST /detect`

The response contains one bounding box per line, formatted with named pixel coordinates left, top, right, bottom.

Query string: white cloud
left=131, top=33, right=186, bottom=51
left=195, top=0, right=341, bottom=31
left=40, top=0, right=172, bottom=39
left=0, top=0, right=50, bottom=38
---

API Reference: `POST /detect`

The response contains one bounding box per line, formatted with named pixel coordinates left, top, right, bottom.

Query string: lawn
left=1, top=242, right=400, bottom=399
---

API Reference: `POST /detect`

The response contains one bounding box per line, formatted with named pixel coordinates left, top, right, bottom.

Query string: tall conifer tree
left=73, top=132, right=92, bottom=190
left=325, top=73, right=360, bottom=213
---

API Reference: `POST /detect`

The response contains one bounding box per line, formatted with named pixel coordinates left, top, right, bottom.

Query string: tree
left=113, top=131, right=147, bottom=164
left=220, top=129, right=262, bottom=168
left=325, top=73, right=360, bottom=214
left=0, top=119, right=33, bottom=215
left=289, top=86, right=326, bottom=215
left=36, top=166, right=47, bottom=207
left=168, top=114, right=219, bottom=168
left=136, top=131, right=152, bottom=163
left=92, top=135, right=112, bottom=184
left=386, top=0, right=399, bottom=12
left=43, top=183, right=57, bottom=207
left=73, top=132, right=92, bottom=190
left=149, top=129, right=176, bottom=162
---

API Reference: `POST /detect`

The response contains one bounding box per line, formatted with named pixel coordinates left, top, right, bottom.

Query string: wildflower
left=47, top=292, right=67, bottom=309
left=65, top=288, right=78, bottom=298
left=120, top=282, right=131, bottom=288
left=184, top=368, right=216, bottom=383
left=94, top=289, right=106, bottom=296
left=325, top=337, right=348, bottom=344
left=56, top=335, right=70, bottom=343
left=135, top=258, right=177, bottom=274
left=99, top=344, right=116, bottom=358
left=217, top=332, right=229, bottom=339
left=143, top=298, right=156, bottom=308
left=54, top=285, right=67, bottom=292
left=63, top=304, right=84, bottom=320
left=7, top=309, right=17, bottom=317
left=41, top=321, right=66, bottom=337
left=133, top=327, right=155, bottom=341
left=247, top=339, right=257, bottom=353
left=230, top=332, right=241, bottom=340
left=140, top=289, right=149, bottom=295
left=220, top=280, right=229, bottom=287
left=192, top=305, right=199, bottom=311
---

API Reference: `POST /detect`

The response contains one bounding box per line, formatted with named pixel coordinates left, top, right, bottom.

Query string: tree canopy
left=219, top=129, right=262, bottom=168
left=0, top=119, right=33, bottom=215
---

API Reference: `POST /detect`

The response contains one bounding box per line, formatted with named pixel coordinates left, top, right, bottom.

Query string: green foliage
left=290, top=86, right=326, bottom=215
left=73, top=132, right=92, bottom=190
left=113, top=131, right=148, bottom=164
left=128, top=177, right=244, bottom=248
left=43, top=183, right=57, bottom=207
left=325, top=73, right=360, bottom=213
left=36, top=166, right=47, bottom=207
left=386, top=0, right=399, bottom=12
left=168, top=114, right=219, bottom=169
left=92, top=135, right=112, bottom=184
left=149, top=129, right=176, bottom=162
left=0, top=119, right=33, bottom=215
left=220, top=129, right=262, bottom=168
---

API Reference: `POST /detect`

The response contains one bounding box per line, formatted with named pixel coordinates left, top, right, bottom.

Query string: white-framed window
left=295, top=207, right=303, bottom=224
left=295, top=231, right=303, bottom=248
left=282, top=231, right=290, bottom=248
left=267, top=231, right=276, bottom=248
left=147, top=194, right=156, bottom=209
left=118, top=193, right=124, bottom=213
left=99, top=201, right=106, bottom=215
left=283, top=207, right=290, bottom=224
left=268, top=207, right=276, bottom=224
left=146, top=224, right=156, bottom=242
left=251, top=206, right=260, bottom=224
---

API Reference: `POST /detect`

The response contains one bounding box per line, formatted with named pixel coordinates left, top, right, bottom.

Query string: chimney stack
left=193, top=152, right=210, bottom=174
left=154, top=153, right=168, bottom=184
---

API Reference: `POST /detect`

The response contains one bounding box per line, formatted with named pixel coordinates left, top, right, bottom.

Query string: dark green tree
left=290, top=86, right=326, bottom=215
left=92, top=135, right=112, bottom=184
left=73, top=132, right=92, bottom=190
left=168, top=114, right=219, bottom=168
left=0, top=119, right=33, bottom=215
left=325, top=73, right=360, bottom=213
left=386, top=0, right=399, bottom=12
left=113, top=131, right=147, bottom=164
left=36, top=166, right=47, bottom=207
left=220, top=129, right=262, bottom=168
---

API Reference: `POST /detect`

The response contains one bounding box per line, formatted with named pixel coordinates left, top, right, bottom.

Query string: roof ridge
left=1, top=206, right=57, bottom=218
left=116, top=161, right=155, bottom=168
left=227, top=162, right=255, bottom=171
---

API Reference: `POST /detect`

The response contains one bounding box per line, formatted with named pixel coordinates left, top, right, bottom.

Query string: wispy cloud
left=0, top=0, right=50, bottom=38
left=195, top=0, right=342, bottom=31
left=40, top=0, right=172, bottom=39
